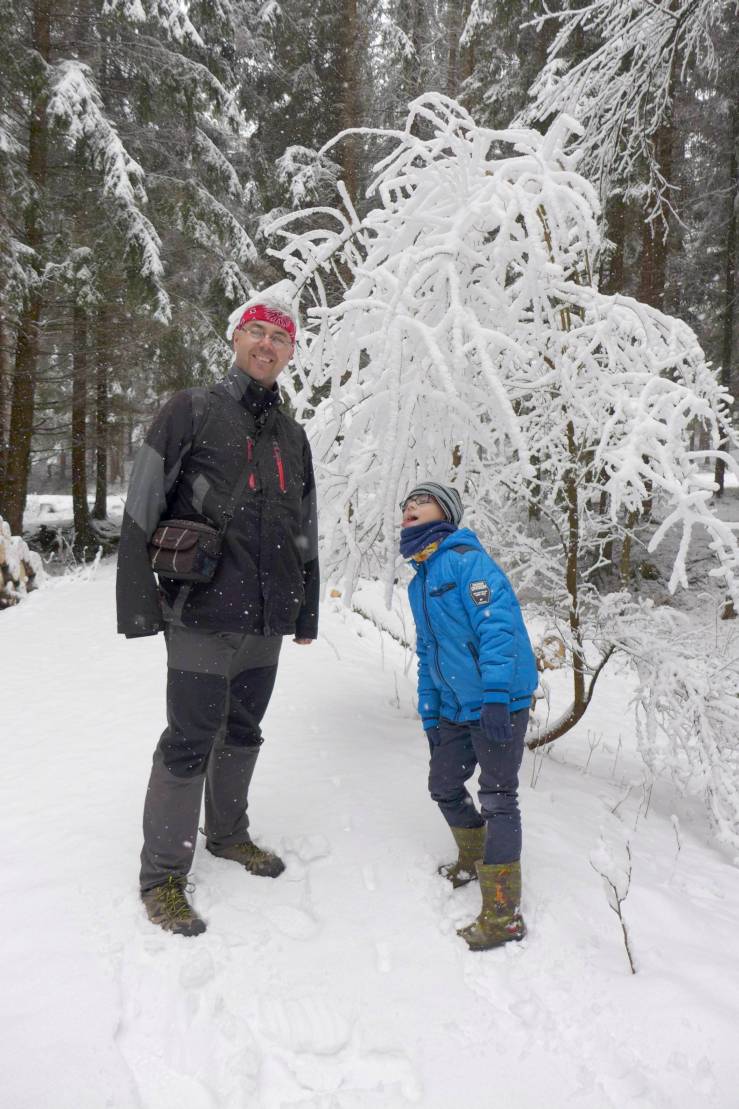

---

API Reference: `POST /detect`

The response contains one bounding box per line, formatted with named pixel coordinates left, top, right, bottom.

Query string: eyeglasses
left=400, top=493, right=435, bottom=512
left=238, top=324, right=293, bottom=350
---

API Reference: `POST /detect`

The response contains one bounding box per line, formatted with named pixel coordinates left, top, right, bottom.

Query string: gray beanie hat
left=404, top=482, right=463, bottom=525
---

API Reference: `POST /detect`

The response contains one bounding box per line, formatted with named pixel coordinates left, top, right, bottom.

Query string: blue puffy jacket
left=407, top=528, right=538, bottom=725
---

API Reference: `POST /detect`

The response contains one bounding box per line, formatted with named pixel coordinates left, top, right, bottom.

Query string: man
left=116, top=293, right=318, bottom=937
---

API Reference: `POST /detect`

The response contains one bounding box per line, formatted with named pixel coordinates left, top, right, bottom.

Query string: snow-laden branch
left=523, top=0, right=725, bottom=212
left=47, top=60, right=170, bottom=321
left=165, top=178, right=257, bottom=266
left=102, top=0, right=204, bottom=47
left=267, top=93, right=737, bottom=610
left=192, top=127, right=242, bottom=200
left=603, top=595, right=739, bottom=851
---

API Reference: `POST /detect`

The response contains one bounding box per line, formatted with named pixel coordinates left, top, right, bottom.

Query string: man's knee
left=225, top=664, right=278, bottom=748
left=161, top=668, right=227, bottom=776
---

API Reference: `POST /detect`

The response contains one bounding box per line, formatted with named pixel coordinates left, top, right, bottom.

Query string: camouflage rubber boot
left=457, top=860, right=526, bottom=950
left=438, top=825, right=486, bottom=888
left=206, top=839, right=285, bottom=878
left=141, top=876, right=206, bottom=937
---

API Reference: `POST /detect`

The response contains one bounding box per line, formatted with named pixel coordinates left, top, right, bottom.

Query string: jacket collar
left=410, top=526, right=482, bottom=571
left=223, top=364, right=281, bottom=420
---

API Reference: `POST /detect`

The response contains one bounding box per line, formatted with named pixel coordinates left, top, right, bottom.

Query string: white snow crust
left=1, top=562, right=738, bottom=1108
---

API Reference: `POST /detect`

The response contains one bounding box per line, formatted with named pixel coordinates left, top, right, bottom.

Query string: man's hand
left=293, top=638, right=314, bottom=645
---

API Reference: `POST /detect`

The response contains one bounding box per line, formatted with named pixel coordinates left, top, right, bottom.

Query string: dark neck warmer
left=400, top=520, right=457, bottom=560
left=241, top=375, right=280, bottom=423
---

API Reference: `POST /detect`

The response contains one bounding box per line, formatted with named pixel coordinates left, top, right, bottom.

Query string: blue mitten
left=479, top=702, right=512, bottom=743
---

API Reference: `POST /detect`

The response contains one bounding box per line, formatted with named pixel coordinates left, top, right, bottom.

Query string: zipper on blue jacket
left=466, top=640, right=482, bottom=676
left=420, top=564, right=461, bottom=717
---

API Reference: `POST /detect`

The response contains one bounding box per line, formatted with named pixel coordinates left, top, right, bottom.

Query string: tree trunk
left=0, top=314, right=12, bottom=485
left=0, top=0, right=51, bottom=535
left=92, top=308, right=109, bottom=519
left=713, top=97, right=737, bottom=496
left=399, top=0, right=425, bottom=106
left=600, top=192, right=626, bottom=295
left=619, top=511, right=639, bottom=583
left=337, top=0, right=361, bottom=205
left=637, top=106, right=675, bottom=311
left=71, top=302, right=95, bottom=552
left=446, top=0, right=472, bottom=97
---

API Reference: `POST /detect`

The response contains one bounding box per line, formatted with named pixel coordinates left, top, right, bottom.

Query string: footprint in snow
left=258, top=995, right=353, bottom=1056
left=179, top=948, right=216, bottom=989
left=255, top=996, right=421, bottom=1103
left=284, top=833, right=332, bottom=864
left=262, top=903, right=321, bottom=940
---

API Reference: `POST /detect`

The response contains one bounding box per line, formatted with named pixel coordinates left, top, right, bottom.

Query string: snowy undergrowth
left=1, top=561, right=738, bottom=1109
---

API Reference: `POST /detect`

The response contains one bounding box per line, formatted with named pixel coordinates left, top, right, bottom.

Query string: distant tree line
left=0, top=0, right=736, bottom=547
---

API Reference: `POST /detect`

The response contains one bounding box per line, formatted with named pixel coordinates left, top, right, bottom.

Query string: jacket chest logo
left=469, top=580, right=490, bottom=606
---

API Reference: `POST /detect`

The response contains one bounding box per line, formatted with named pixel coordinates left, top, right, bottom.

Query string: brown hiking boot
left=438, top=825, right=485, bottom=888
left=141, top=876, right=206, bottom=937
left=457, top=860, right=526, bottom=950
left=206, top=839, right=285, bottom=878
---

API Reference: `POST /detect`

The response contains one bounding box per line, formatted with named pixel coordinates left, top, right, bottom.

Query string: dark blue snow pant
left=428, top=709, right=529, bottom=865
left=140, top=624, right=282, bottom=892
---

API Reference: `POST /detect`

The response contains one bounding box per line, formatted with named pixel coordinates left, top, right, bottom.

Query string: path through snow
left=2, top=561, right=738, bottom=1109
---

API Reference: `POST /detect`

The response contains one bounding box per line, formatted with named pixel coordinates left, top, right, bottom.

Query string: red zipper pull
left=273, top=441, right=286, bottom=493
left=247, top=436, right=256, bottom=489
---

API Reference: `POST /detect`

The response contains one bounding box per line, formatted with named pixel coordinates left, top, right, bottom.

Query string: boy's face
left=401, top=495, right=446, bottom=527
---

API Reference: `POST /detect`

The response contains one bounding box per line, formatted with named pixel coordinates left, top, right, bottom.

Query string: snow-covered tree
left=524, top=0, right=731, bottom=219
left=0, top=0, right=262, bottom=535
left=265, top=93, right=739, bottom=845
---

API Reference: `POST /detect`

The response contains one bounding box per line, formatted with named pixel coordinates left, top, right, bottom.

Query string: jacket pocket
left=429, top=581, right=456, bottom=597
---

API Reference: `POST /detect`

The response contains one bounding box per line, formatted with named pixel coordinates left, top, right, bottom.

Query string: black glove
left=479, top=702, right=512, bottom=743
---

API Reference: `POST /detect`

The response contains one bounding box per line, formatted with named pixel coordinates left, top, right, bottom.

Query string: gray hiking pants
left=140, top=624, right=282, bottom=892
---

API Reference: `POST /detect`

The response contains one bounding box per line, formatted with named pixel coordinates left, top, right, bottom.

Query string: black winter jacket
left=116, top=366, right=319, bottom=639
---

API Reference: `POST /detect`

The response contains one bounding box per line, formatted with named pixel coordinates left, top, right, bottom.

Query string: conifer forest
left=1, top=1, right=736, bottom=543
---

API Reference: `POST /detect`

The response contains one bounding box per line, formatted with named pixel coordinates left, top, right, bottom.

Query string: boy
left=401, top=481, right=538, bottom=950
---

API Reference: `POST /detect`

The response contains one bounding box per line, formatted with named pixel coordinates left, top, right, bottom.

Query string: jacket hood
left=438, top=526, right=482, bottom=552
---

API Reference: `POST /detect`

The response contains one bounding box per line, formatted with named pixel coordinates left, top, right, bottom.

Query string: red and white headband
left=236, top=304, right=296, bottom=343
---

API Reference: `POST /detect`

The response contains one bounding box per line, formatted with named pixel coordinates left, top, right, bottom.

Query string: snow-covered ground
left=23, top=492, right=127, bottom=531
left=2, top=562, right=739, bottom=1109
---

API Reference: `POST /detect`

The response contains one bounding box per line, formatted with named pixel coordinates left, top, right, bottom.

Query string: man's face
left=232, top=320, right=294, bottom=387
left=401, top=495, right=446, bottom=527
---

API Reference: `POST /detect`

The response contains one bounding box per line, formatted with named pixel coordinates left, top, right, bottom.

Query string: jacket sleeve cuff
left=482, top=691, right=510, bottom=705
left=119, top=614, right=165, bottom=638
left=295, top=615, right=318, bottom=639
